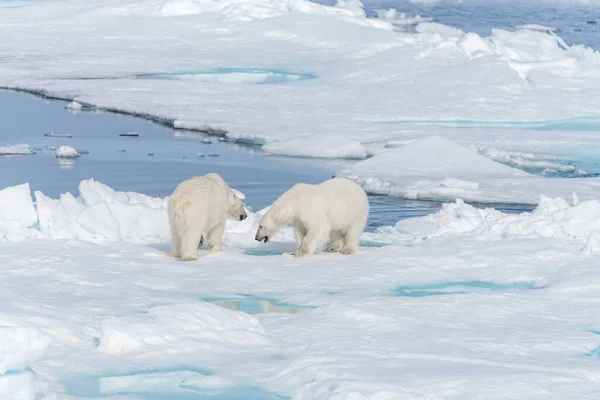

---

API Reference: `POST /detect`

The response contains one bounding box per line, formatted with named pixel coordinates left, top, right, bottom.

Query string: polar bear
left=254, top=177, right=369, bottom=257
left=168, top=173, right=247, bottom=261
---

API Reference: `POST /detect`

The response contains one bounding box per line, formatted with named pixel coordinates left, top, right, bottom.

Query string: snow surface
left=1, top=180, right=600, bottom=398
left=3, top=0, right=600, bottom=398
left=1, top=0, right=600, bottom=203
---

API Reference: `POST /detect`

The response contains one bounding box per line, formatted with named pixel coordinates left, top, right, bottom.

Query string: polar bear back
left=168, top=173, right=231, bottom=229
left=281, top=177, right=368, bottom=230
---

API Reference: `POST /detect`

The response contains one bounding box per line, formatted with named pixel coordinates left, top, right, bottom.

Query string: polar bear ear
left=230, top=188, right=245, bottom=200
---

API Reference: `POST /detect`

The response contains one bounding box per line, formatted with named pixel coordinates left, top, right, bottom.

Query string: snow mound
left=0, top=326, right=52, bottom=400
left=339, top=136, right=600, bottom=204
left=0, top=370, right=38, bottom=400
left=0, top=326, right=52, bottom=374
left=392, top=196, right=600, bottom=246
left=55, top=146, right=79, bottom=158
left=0, top=179, right=262, bottom=245
left=34, top=179, right=170, bottom=244
left=0, top=183, right=38, bottom=232
left=97, top=302, right=271, bottom=355
left=262, top=134, right=368, bottom=159
left=0, top=144, right=33, bottom=156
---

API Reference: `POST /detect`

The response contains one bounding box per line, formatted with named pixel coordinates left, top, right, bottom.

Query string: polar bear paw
left=326, top=242, right=343, bottom=253
left=339, top=247, right=358, bottom=255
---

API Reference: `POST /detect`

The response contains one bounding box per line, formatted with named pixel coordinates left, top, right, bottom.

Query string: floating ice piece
left=44, top=132, right=73, bottom=138
left=0, top=144, right=33, bottom=156
left=65, top=100, right=82, bottom=110
left=55, top=146, right=79, bottom=158
left=119, top=132, right=139, bottom=137
left=208, top=153, right=220, bottom=157
left=201, top=138, right=214, bottom=144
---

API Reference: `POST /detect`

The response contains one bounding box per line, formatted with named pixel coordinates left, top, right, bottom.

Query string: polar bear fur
left=168, top=173, right=247, bottom=261
left=254, top=177, right=369, bottom=257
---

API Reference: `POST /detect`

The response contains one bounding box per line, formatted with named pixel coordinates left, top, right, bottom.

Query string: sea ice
left=0, top=144, right=33, bottom=156
left=339, top=136, right=600, bottom=204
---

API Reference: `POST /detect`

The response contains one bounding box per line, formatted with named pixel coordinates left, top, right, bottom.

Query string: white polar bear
left=254, top=177, right=369, bottom=257
left=168, top=173, right=247, bottom=261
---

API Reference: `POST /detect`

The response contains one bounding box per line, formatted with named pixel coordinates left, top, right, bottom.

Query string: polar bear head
left=254, top=212, right=278, bottom=243
left=227, top=190, right=247, bottom=221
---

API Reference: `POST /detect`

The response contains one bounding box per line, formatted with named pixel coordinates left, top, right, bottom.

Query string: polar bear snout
left=255, top=234, right=268, bottom=243
left=239, top=210, right=247, bottom=221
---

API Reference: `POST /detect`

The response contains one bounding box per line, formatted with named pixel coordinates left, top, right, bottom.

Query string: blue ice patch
left=136, top=68, right=316, bottom=84
left=394, top=281, right=539, bottom=297
left=64, top=367, right=288, bottom=399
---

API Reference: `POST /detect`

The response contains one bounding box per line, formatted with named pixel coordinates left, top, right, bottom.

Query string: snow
left=0, top=144, right=33, bottom=156
left=0, top=327, right=51, bottom=400
left=338, top=136, right=600, bottom=204
left=55, top=145, right=79, bottom=158
left=3, top=0, right=600, bottom=398
left=97, top=302, right=271, bottom=355
left=0, top=179, right=599, bottom=398
left=262, top=134, right=368, bottom=159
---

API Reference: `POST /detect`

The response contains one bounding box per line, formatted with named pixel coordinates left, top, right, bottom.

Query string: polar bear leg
left=292, top=222, right=307, bottom=249
left=207, top=221, right=226, bottom=252
left=295, top=225, right=330, bottom=257
left=340, top=223, right=363, bottom=255
left=180, top=227, right=203, bottom=261
left=169, top=224, right=181, bottom=257
left=326, top=230, right=345, bottom=252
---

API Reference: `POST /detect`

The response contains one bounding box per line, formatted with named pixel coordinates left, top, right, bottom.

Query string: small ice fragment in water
left=148, top=153, right=154, bottom=156
left=119, top=132, right=139, bottom=137
left=55, top=146, right=79, bottom=158
left=66, top=101, right=82, bottom=110
left=45, top=132, right=73, bottom=138
left=197, top=153, right=204, bottom=157
left=201, top=138, right=214, bottom=144
left=208, top=153, right=220, bottom=157
left=0, top=144, right=33, bottom=155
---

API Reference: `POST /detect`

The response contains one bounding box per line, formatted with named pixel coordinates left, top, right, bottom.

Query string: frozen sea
left=2, top=1, right=600, bottom=399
